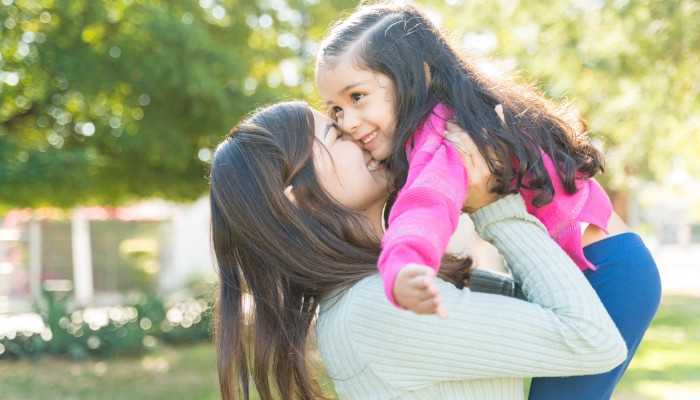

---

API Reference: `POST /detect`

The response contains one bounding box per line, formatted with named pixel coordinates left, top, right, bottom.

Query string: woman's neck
left=364, top=200, right=387, bottom=238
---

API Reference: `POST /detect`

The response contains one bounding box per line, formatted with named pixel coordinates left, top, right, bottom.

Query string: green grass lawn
left=610, top=295, right=700, bottom=400
left=524, top=295, right=700, bottom=400
left=0, top=343, right=221, bottom=400
left=1, top=296, right=698, bottom=399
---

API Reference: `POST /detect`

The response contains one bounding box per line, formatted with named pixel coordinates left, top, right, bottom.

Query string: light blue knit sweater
left=316, top=194, right=627, bottom=399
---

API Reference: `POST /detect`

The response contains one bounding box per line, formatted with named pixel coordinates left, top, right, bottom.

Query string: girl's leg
left=527, top=232, right=662, bottom=400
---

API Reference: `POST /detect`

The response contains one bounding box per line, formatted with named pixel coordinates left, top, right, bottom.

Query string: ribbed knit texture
left=378, top=103, right=467, bottom=306
left=317, top=194, right=627, bottom=399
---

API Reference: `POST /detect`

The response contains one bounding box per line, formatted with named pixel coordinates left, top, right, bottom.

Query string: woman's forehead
left=311, top=109, right=334, bottom=137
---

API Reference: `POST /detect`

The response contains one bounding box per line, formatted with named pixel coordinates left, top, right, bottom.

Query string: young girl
left=315, top=2, right=661, bottom=399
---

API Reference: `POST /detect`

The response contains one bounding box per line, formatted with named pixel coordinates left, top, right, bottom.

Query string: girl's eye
left=351, top=93, right=364, bottom=103
left=332, top=106, right=343, bottom=114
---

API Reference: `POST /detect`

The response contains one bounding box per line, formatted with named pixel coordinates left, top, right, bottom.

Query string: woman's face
left=310, top=109, right=391, bottom=213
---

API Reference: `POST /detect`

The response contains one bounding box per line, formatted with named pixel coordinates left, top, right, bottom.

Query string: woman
left=209, top=101, right=627, bottom=399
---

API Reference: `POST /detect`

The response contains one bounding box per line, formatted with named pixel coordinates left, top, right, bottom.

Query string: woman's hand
left=444, top=122, right=503, bottom=213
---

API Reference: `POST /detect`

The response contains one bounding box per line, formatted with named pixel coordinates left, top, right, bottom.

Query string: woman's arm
left=340, top=194, right=626, bottom=389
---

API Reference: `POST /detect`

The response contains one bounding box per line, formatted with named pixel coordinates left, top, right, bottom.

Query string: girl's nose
left=338, top=110, right=360, bottom=135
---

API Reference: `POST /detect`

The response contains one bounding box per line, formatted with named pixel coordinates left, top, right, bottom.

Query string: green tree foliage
left=432, top=0, right=699, bottom=193
left=0, top=0, right=355, bottom=209
left=2, top=0, right=696, bottom=210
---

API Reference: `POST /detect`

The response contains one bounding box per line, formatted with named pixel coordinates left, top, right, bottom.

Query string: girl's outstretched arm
left=378, top=104, right=467, bottom=315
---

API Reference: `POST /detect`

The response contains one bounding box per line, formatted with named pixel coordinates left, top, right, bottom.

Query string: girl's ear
left=283, top=185, right=298, bottom=206
left=423, top=62, right=432, bottom=88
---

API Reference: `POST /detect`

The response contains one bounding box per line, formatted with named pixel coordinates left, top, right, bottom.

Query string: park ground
left=1, top=245, right=699, bottom=399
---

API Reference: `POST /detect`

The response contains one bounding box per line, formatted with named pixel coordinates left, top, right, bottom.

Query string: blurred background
left=0, top=0, right=698, bottom=398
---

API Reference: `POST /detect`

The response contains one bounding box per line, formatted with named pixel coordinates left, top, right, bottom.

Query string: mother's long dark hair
left=210, top=101, right=472, bottom=399
left=318, top=1, right=604, bottom=207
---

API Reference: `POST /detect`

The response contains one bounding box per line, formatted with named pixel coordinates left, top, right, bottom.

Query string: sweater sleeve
left=346, top=194, right=627, bottom=389
left=378, top=104, right=468, bottom=306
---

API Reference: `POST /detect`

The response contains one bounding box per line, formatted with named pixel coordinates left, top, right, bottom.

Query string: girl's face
left=310, top=109, right=391, bottom=213
left=316, top=61, right=396, bottom=162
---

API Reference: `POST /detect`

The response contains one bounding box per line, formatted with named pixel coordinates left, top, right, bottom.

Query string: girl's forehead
left=317, top=63, right=392, bottom=94
left=318, top=61, right=368, bottom=81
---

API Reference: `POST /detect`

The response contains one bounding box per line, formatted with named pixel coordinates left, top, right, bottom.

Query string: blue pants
left=528, top=232, right=662, bottom=400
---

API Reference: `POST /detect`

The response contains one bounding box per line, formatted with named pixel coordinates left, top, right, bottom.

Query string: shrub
left=0, top=289, right=213, bottom=361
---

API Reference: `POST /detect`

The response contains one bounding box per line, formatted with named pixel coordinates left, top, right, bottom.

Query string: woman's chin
left=369, top=164, right=390, bottom=187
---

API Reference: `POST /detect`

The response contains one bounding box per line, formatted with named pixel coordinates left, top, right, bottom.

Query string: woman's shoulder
left=320, top=274, right=385, bottom=315
left=316, top=276, right=385, bottom=357
left=349, top=274, right=385, bottom=296
left=318, top=274, right=404, bottom=336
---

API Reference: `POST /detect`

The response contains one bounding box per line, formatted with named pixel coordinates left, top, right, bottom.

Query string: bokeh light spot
left=22, top=31, right=35, bottom=43
left=4, top=72, right=19, bottom=86
left=109, top=46, right=121, bottom=58
left=138, top=94, right=150, bottom=106
left=82, top=122, right=96, bottom=136
left=198, top=148, right=212, bottom=162
left=259, top=14, right=272, bottom=28
left=212, top=6, right=225, bottom=19
left=132, top=108, right=144, bottom=120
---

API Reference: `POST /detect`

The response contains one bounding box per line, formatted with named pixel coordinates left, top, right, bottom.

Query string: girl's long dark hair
left=317, top=1, right=604, bottom=206
left=210, top=101, right=472, bottom=399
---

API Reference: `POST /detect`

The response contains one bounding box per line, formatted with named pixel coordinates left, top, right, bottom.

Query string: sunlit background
left=0, top=0, right=698, bottom=398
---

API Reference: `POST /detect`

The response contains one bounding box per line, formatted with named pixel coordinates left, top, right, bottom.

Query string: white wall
left=161, top=197, right=216, bottom=291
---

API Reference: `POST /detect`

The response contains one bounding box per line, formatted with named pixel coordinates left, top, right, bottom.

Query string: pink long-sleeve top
left=379, top=103, right=612, bottom=307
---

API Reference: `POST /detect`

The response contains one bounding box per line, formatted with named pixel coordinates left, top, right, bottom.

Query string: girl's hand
left=444, top=122, right=503, bottom=213
left=393, top=264, right=448, bottom=319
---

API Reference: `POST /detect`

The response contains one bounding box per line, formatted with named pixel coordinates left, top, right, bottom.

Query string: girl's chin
left=371, top=151, right=389, bottom=162
left=367, top=143, right=389, bottom=161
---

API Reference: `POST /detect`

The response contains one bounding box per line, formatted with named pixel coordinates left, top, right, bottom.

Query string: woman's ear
left=423, top=61, right=432, bottom=88
left=283, top=185, right=298, bottom=206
